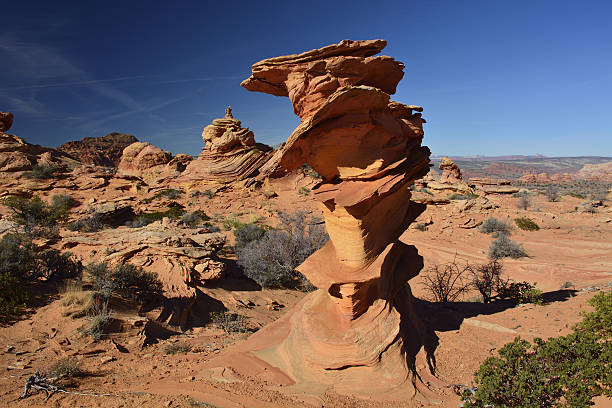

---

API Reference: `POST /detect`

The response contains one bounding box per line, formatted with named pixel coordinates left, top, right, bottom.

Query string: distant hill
left=429, top=156, right=612, bottom=179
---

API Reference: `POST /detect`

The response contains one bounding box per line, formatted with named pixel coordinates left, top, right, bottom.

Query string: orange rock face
left=211, top=40, right=433, bottom=400
left=439, top=156, right=462, bottom=183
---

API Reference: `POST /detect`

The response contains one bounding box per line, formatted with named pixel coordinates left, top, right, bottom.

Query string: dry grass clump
left=46, top=356, right=84, bottom=379
left=163, top=341, right=192, bottom=355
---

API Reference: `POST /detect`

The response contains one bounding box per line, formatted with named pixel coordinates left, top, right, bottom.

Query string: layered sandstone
left=59, top=132, right=138, bottom=166
left=210, top=40, right=433, bottom=401
left=575, top=162, right=612, bottom=182
left=177, top=107, right=272, bottom=185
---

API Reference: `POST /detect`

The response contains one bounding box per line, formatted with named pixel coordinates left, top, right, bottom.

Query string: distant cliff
left=59, top=132, right=138, bottom=166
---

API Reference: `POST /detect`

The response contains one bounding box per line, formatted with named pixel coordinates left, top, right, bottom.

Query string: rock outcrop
left=0, top=111, right=79, bottom=174
left=117, top=142, right=192, bottom=185
left=210, top=40, right=433, bottom=401
left=177, top=107, right=272, bottom=185
left=439, top=156, right=462, bottom=183
left=575, top=161, right=612, bottom=182
left=59, top=132, right=138, bottom=167
left=469, top=177, right=519, bottom=194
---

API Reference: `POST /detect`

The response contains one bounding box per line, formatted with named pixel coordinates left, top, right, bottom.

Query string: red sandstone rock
left=575, top=161, right=612, bottom=182
left=58, top=132, right=138, bottom=167
left=0, top=111, right=14, bottom=132
left=209, top=40, right=434, bottom=402
left=116, top=142, right=188, bottom=185
left=439, top=156, right=462, bottom=183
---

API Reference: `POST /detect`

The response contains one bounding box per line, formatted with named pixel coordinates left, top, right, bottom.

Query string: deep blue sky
left=1, top=0, right=611, bottom=157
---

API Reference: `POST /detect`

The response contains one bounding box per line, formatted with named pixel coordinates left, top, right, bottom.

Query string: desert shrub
left=129, top=206, right=185, bottom=228
left=516, top=196, right=531, bottom=210
left=513, top=190, right=531, bottom=198
left=237, top=211, right=328, bottom=290
left=421, top=259, right=471, bottom=303
left=142, top=188, right=183, bottom=203
left=181, top=210, right=210, bottom=227
left=415, top=223, right=428, bottom=231
left=415, top=187, right=434, bottom=195
left=86, top=262, right=161, bottom=301
left=448, top=193, right=468, bottom=200
left=545, top=185, right=560, bottom=202
left=37, top=249, right=82, bottom=281
left=209, top=311, right=249, bottom=333
left=27, top=164, right=58, bottom=180
left=1, top=195, right=69, bottom=237
left=470, top=260, right=504, bottom=304
left=191, top=189, right=215, bottom=199
left=514, top=217, right=540, bottom=231
left=560, top=281, right=573, bottom=289
left=82, top=302, right=112, bottom=340
left=222, top=217, right=244, bottom=231
left=488, top=235, right=527, bottom=259
left=462, top=291, right=611, bottom=407
left=46, top=356, right=84, bottom=378
left=582, top=202, right=598, bottom=213
left=298, top=186, right=310, bottom=196
left=567, top=192, right=586, bottom=199
left=234, top=223, right=266, bottom=249
left=498, top=281, right=543, bottom=304
left=479, top=217, right=511, bottom=237
left=66, top=212, right=104, bottom=232
left=163, top=341, right=192, bottom=355
left=50, top=193, right=77, bottom=211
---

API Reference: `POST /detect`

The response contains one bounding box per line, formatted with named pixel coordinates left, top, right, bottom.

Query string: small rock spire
left=224, top=105, right=233, bottom=119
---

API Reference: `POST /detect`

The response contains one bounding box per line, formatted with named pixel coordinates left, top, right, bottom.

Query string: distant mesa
left=177, top=106, right=272, bottom=186
left=59, top=132, right=139, bottom=167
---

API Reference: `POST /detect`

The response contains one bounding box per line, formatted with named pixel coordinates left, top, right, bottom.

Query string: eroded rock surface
left=210, top=40, right=434, bottom=401
left=117, top=142, right=191, bottom=185
left=59, top=132, right=138, bottom=167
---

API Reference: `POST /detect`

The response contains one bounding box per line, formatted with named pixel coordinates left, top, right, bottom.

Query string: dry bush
left=479, top=217, right=511, bottom=237
left=163, top=341, right=192, bottom=355
left=46, top=357, right=83, bottom=378
left=488, top=235, right=527, bottom=259
left=470, top=260, right=505, bottom=303
left=421, top=258, right=471, bottom=303
left=516, top=196, right=531, bottom=210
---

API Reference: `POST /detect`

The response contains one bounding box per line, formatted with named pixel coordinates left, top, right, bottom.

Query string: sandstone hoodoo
left=59, top=132, right=139, bottom=167
left=211, top=40, right=433, bottom=400
left=178, top=106, right=272, bottom=185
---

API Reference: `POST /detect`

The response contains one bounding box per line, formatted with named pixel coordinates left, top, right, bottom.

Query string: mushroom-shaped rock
left=207, top=40, right=436, bottom=402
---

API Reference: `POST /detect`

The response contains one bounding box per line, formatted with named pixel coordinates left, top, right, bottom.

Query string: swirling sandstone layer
left=178, top=108, right=271, bottom=185
left=209, top=40, right=434, bottom=401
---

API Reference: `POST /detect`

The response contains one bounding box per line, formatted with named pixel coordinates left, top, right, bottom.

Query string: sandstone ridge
left=59, top=132, right=139, bottom=167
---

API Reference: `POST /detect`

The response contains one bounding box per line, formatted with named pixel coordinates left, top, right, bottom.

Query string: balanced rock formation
left=59, top=132, right=138, bottom=167
left=209, top=40, right=433, bottom=401
left=178, top=107, right=272, bottom=185
left=117, top=142, right=192, bottom=185
left=439, top=156, right=462, bottom=183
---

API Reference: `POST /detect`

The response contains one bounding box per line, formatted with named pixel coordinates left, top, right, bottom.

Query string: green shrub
left=209, top=311, right=249, bottom=333
left=237, top=211, right=327, bottom=290
left=415, top=223, right=428, bottom=231
left=163, top=342, right=192, bottom=355
left=66, top=212, right=104, bottom=232
left=27, top=164, right=58, bottom=180
left=514, top=217, right=540, bottom=231
left=180, top=210, right=210, bottom=227
left=462, top=292, right=611, bottom=407
left=298, top=186, right=310, bottom=196
left=480, top=217, right=511, bottom=237
left=498, top=281, right=543, bottom=304
left=488, top=235, right=527, bottom=259
left=129, top=206, right=186, bottom=228
left=142, top=188, right=184, bottom=203
left=222, top=217, right=244, bottom=231
left=1, top=195, right=69, bottom=237
left=234, top=223, right=266, bottom=249
left=448, top=193, right=478, bottom=200
left=86, top=262, right=162, bottom=301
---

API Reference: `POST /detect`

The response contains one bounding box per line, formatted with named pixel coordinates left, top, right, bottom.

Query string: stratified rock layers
left=178, top=107, right=271, bottom=184
left=210, top=40, right=432, bottom=400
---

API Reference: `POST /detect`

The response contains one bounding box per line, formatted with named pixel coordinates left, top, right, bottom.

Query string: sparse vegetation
left=180, top=210, right=210, bottom=227
left=415, top=223, right=429, bottom=231
left=82, top=302, right=113, bottom=340
left=66, top=212, right=104, bottom=232
left=1, top=195, right=70, bottom=237
left=488, top=235, right=527, bottom=259
left=27, top=164, right=59, bottom=180
left=86, top=262, right=162, bottom=301
left=514, top=217, right=539, bottom=231
left=209, top=311, right=249, bottom=333
left=237, top=210, right=327, bottom=290
left=421, top=258, right=471, bottom=303
left=479, top=217, right=511, bottom=237
left=545, top=185, right=560, bottom=202
left=498, top=281, right=543, bottom=304
left=516, top=196, right=531, bottom=210
left=461, top=291, right=611, bottom=407
left=298, top=186, right=310, bottom=196
left=470, top=260, right=504, bottom=304
left=567, top=192, right=586, bottom=199
left=234, top=223, right=266, bottom=249
left=142, top=188, right=183, bottom=203
left=163, top=341, right=193, bottom=355
left=448, top=193, right=478, bottom=200
left=46, top=357, right=84, bottom=379
left=129, top=206, right=185, bottom=228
